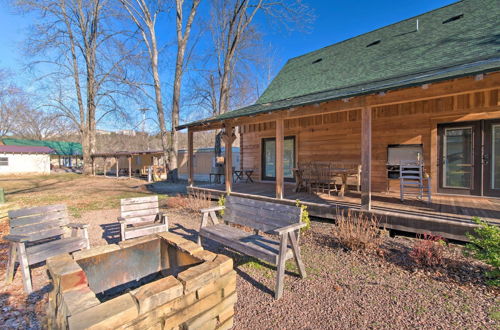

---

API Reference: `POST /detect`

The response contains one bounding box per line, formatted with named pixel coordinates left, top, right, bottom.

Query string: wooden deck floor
left=189, top=182, right=500, bottom=241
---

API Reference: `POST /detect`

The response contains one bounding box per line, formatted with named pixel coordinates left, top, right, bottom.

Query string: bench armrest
left=200, top=206, right=224, bottom=213
left=3, top=234, right=29, bottom=243
left=158, top=212, right=168, bottom=225
left=274, top=222, right=306, bottom=235
left=67, top=223, right=89, bottom=229
left=117, top=216, right=127, bottom=223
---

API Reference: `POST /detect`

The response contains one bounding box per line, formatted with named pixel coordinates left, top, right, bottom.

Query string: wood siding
left=240, top=78, right=500, bottom=193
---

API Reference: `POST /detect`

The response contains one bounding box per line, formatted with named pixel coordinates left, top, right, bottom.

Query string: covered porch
left=180, top=74, right=500, bottom=241
left=189, top=182, right=500, bottom=241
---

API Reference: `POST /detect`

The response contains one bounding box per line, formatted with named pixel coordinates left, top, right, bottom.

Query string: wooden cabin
left=177, top=0, right=500, bottom=241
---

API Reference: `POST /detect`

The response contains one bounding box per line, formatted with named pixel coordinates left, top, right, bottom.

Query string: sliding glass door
left=261, top=136, right=295, bottom=181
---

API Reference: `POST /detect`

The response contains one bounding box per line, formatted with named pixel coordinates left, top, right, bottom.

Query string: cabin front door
left=438, top=119, right=500, bottom=197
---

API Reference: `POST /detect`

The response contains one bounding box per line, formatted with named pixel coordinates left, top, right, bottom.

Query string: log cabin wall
left=240, top=87, right=499, bottom=193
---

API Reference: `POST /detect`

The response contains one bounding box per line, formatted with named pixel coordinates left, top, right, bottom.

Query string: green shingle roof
left=2, top=138, right=82, bottom=156
left=178, top=0, right=500, bottom=129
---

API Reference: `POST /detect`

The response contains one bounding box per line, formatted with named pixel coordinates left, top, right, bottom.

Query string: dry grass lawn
left=1, top=174, right=156, bottom=218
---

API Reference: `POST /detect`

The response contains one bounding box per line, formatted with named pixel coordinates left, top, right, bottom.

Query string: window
left=0, top=157, right=8, bottom=166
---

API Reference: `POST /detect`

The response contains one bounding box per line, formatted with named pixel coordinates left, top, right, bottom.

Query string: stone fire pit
left=46, top=233, right=236, bottom=329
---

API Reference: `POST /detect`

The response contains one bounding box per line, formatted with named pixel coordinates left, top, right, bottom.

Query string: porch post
left=361, top=107, right=372, bottom=210
left=276, top=118, right=284, bottom=199
left=116, top=157, right=119, bottom=178
left=222, top=125, right=236, bottom=194
left=188, top=128, right=194, bottom=187
left=239, top=127, right=244, bottom=171
left=128, top=156, right=132, bottom=179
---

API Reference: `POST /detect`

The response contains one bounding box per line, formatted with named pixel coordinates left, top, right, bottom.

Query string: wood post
left=276, top=119, right=284, bottom=199
left=128, top=156, right=132, bottom=179
left=103, top=157, right=107, bottom=177
left=361, top=107, right=372, bottom=210
left=116, top=157, right=119, bottom=178
left=222, top=125, right=236, bottom=194
left=91, top=157, right=95, bottom=176
left=239, top=127, right=244, bottom=171
left=188, top=129, right=194, bottom=187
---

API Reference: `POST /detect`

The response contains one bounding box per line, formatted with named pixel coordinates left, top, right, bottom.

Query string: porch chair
left=4, top=204, right=90, bottom=293
left=118, top=195, right=168, bottom=241
left=399, top=161, right=432, bottom=203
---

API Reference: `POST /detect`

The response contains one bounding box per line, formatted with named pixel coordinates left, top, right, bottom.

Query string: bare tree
left=170, top=0, right=201, bottom=181
left=194, top=0, right=313, bottom=164
left=119, top=0, right=171, bottom=177
left=0, top=70, right=23, bottom=137
left=13, top=109, right=75, bottom=140
left=15, top=0, right=140, bottom=174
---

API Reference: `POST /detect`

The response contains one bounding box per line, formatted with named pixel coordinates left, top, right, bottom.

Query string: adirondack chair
left=118, top=195, right=168, bottom=241
left=198, top=196, right=306, bottom=299
left=4, top=204, right=90, bottom=293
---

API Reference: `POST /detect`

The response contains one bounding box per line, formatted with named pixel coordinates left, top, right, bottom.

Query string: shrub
left=295, top=200, right=311, bottom=233
left=409, top=233, right=446, bottom=267
left=332, top=210, right=382, bottom=251
left=465, top=217, right=500, bottom=286
left=166, top=191, right=211, bottom=213
left=217, top=195, right=226, bottom=216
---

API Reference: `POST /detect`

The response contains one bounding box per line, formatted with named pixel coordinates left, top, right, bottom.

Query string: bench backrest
left=223, top=196, right=301, bottom=233
left=120, top=195, right=159, bottom=225
left=8, top=204, right=69, bottom=242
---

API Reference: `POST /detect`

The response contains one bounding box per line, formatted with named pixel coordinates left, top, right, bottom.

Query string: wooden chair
left=118, top=196, right=168, bottom=241
left=4, top=204, right=90, bottom=293
left=198, top=196, right=306, bottom=299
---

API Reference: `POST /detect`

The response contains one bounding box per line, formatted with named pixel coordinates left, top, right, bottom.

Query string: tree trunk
left=170, top=0, right=201, bottom=182
left=170, top=40, right=185, bottom=182
left=150, top=31, right=170, bottom=180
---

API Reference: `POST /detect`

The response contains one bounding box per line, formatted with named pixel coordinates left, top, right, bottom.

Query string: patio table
left=331, top=168, right=358, bottom=197
left=296, top=166, right=358, bottom=197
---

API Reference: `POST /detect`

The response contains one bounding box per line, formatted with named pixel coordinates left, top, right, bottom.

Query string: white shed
left=0, top=145, right=53, bottom=175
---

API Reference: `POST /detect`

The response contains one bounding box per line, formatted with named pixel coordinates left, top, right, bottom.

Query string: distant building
left=117, top=130, right=137, bottom=136
left=1, top=138, right=83, bottom=168
left=91, top=147, right=239, bottom=181
left=0, top=145, right=53, bottom=175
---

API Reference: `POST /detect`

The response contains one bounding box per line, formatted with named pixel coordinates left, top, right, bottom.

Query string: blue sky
left=0, top=0, right=457, bottom=129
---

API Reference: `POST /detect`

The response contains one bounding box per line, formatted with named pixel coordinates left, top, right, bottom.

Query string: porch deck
left=189, top=182, right=500, bottom=241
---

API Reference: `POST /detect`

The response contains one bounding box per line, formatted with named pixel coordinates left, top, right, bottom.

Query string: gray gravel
left=1, top=209, right=498, bottom=329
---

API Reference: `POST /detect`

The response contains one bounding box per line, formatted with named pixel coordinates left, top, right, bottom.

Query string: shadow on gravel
left=100, top=223, right=121, bottom=244
left=169, top=223, right=199, bottom=243
left=0, top=283, right=52, bottom=328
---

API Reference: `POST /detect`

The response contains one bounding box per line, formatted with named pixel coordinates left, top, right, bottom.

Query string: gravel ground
left=0, top=206, right=498, bottom=329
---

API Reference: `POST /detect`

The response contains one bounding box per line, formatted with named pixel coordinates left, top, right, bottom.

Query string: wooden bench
left=118, top=196, right=168, bottom=241
left=198, top=196, right=306, bottom=299
left=4, top=204, right=90, bottom=293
